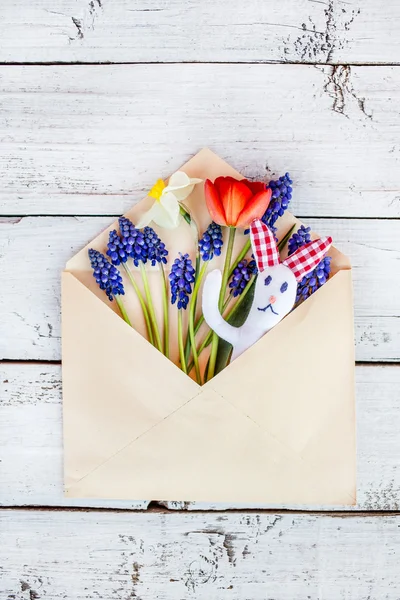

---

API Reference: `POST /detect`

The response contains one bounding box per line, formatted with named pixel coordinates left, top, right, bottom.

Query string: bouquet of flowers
left=88, top=168, right=332, bottom=385
left=63, top=149, right=355, bottom=505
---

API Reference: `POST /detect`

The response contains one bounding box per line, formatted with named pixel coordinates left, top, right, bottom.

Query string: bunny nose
left=269, top=295, right=277, bottom=304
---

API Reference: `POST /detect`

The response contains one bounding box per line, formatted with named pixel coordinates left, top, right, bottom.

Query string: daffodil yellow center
left=148, top=179, right=166, bottom=201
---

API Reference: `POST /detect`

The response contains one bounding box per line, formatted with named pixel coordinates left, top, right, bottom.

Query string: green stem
left=115, top=295, right=132, bottom=327
left=188, top=261, right=207, bottom=384
left=178, top=309, right=187, bottom=374
left=207, top=227, right=236, bottom=381
left=229, top=238, right=251, bottom=278
left=159, top=263, right=169, bottom=358
left=220, top=229, right=237, bottom=310
left=139, top=263, right=163, bottom=353
left=187, top=277, right=255, bottom=374
left=187, top=294, right=231, bottom=359
left=123, top=263, right=154, bottom=345
left=183, top=253, right=203, bottom=363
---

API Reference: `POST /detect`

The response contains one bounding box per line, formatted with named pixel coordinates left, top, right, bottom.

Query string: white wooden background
left=1, top=1, right=400, bottom=598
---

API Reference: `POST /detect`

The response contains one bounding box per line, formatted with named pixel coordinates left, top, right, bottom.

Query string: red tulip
left=204, top=176, right=272, bottom=228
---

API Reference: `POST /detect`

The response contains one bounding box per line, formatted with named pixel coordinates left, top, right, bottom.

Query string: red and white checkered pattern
left=250, top=219, right=332, bottom=280
left=282, top=237, right=333, bottom=282
left=250, top=219, right=280, bottom=272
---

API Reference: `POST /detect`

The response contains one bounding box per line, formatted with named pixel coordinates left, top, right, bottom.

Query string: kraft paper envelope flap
left=63, top=148, right=356, bottom=504
left=65, top=386, right=346, bottom=504
left=63, top=270, right=355, bottom=504
left=62, top=271, right=200, bottom=486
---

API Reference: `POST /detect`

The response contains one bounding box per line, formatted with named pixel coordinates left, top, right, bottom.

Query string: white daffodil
left=136, top=171, right=202, bottom=229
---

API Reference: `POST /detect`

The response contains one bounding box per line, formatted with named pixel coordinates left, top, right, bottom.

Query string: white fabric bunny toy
left=202, top=219, right=332, bottom=362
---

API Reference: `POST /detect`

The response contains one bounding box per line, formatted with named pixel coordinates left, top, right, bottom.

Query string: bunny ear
left=249, top=219, right=280, bottom=272
left=283, top=236, right=333, bottom=282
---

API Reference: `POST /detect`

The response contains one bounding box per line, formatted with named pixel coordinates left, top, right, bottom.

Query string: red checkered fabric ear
left=283, top=236, right=333, bottom=282
left=250, top=219, right=280, bottom=273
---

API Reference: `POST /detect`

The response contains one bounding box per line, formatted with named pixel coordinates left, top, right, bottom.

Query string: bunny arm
left=202, top=270, right=241, bottom=347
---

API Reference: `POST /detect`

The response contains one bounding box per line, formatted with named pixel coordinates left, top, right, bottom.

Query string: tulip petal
left=213, top=176, right=238, bottom=196
left=216, top=178, right=253, bottom=226
left=235, top=188, right=272, bottom=228
left=204, top=179, right=226, bottom=226
left=242, top=180, right=267, bottom=195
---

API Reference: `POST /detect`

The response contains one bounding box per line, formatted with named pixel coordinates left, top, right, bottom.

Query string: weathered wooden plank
left=0, top=64, right=399, bottom=217
left=2, top=509, right=400, bottom=599
left=1, top=363, right=399, bottom=510
left=1, top=0, right=400, bottom=64
left=0, top=216, right=398, bottom=362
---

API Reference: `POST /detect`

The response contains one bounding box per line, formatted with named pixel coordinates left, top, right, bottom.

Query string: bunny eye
left=264, top=275, right=272, bottom=286
left=280, top=282, right=288, bottom=293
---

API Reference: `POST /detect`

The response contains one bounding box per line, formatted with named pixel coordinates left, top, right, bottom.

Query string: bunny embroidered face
left=202, top=219, right=332, bottom=362
left=252, top=263, right=297, bottom=329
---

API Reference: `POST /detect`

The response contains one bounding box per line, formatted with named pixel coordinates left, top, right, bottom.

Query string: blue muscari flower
left=287, top=225, right=311, bottom=256
left=142, top=226, right=168, bottom=266
left=109, top=217, right=168, bottom=267
left=261, top=172, right=293, bottom=233
left=229, top=259, right=257, bottom=297
left=288, top=224, right=332, bottom=303
left=88, top=249, right=125, bottom=301
left=107, top=217, right=147, bottom=266
left=296, top=256, right=332, bottom=303
left=169, top=253, right=195, bottom=310
left=198, top=222, right=223, bottom=261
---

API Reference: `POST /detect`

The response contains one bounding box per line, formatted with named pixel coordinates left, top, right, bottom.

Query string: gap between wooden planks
left=1, top=362, right=400, bottom=512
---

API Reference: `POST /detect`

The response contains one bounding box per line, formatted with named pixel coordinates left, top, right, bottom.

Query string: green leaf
left=214, top=278, right=256, bottom=376
left=278, top=223, right=296, bottom=252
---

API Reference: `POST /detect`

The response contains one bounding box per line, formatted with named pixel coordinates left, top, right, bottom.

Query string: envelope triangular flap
left=65, top=387, right=338, bottom=504
left=208, top=269, right=355, bottom=459
left=62, top=272, right=199, bottom=487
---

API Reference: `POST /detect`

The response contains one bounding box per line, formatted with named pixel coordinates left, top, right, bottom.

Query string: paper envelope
left=62, top=149, right=356, bottom=505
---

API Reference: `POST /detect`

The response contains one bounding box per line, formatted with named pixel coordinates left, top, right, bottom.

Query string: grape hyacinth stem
left=207, top=227, right=236, bottom=381
left=184, top=222, right=223, bottom=365
left=122, top=263, right=154, bottom=345
left=229, top=238, right=251, bottom=278
left=139, top=263, right=163, bottom=353
left=188, top=261, right=208, bottom=384
left=183, top=254, right=202, bottom=365
left=187, top=275, right=256, bottom=375
left=185, top=292, right=234, bottom=366
left=115, top=296, right=132, bottom=327
left=177, top=309, right=187, bottom=374
left=159, top=263, right=169, bottom=359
